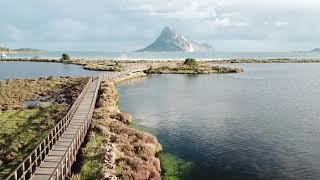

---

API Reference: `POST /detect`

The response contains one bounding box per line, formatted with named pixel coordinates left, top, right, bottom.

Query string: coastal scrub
left=61, top=53, right=71, bottom=61
left=0, top=77, right=88, bottom=179
left=146, top=64, right=243, bottom=74
left=74, top=76, right=162, bottom=180
left=184, top=58, right=198, bottom=67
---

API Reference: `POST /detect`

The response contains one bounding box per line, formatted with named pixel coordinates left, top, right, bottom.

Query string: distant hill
left=308, top=48, right=320, bottom=53
left=136, top=26, right=212, bottom=52
left=13, top=48, right=45, bottom=53
left=0, top=47, right=44, bottom=53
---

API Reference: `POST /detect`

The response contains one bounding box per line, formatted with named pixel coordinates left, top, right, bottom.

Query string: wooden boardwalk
left=31, top=78, right=100, bottom=180
left=6, top=64, right=149, bottom=180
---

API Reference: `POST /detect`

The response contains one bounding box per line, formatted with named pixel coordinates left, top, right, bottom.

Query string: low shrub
left=61, top=53, right=71, bottom=61
left=184, top=58, right=198, bottom=67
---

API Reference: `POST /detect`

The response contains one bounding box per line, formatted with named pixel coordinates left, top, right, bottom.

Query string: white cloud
left=0, top=0, right=320, bottom=51
left=43, top=18, right=88, bottom=41
left=275, top=21, right=289, bottom=27
left=211, top=17, right=248, bottom=27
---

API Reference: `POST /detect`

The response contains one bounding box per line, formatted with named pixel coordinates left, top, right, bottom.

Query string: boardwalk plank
left=32, top=79, right=100, bottom=180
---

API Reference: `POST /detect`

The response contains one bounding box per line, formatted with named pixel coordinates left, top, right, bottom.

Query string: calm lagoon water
left=0, top=61, right=100, bottom=80
left=118, top=63, right=320, bottom=180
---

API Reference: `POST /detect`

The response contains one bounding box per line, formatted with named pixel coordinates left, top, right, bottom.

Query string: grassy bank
left=0, top=77, right=88, bottom=179
left=72, top=132, right=105, bottom=180
left=0, top=105, right=66, bottom=177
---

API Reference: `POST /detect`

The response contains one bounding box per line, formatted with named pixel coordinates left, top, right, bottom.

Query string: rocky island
left=136, top=26, right=212, bottom=52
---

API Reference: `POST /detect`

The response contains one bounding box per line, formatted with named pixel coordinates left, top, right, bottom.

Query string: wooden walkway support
left=5, top=65, right=149, bottom=180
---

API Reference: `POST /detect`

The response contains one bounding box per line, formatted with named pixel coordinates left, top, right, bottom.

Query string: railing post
left=22, top=163, right=25, bottom=180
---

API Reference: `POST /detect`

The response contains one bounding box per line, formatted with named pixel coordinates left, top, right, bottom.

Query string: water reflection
left=0, top=61, right=100, bottom=79
left=118, top=64, right=320, bottom=180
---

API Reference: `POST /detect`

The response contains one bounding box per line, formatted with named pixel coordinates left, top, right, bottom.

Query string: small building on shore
left=0, top=53, right=7, bottom=59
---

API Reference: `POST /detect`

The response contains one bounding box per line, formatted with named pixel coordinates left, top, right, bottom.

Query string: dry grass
left=0, top=77, right=88, bottom=179
left=0, top=77, right=88, bottom=110
left=146, top=63, right=243, bottom=74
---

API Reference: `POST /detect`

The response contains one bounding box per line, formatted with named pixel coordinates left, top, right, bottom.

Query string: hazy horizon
left=1, top=0, right=320, bottom=52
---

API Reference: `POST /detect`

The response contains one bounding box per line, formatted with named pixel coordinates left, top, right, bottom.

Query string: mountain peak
left=136, top=27, right=212, bottom=52
left=161, top=26, right=175, bottom=35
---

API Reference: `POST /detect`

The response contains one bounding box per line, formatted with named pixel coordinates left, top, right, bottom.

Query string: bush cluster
left=184, top=58, right=198, bottom=67
left=61, top=53, right=71, bottom=61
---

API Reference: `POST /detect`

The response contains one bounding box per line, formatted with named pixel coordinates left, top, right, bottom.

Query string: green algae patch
left=160, top=153, right=194, bottom=180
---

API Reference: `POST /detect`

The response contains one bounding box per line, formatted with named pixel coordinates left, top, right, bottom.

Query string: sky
left=0, top=0, right=320, bottom=52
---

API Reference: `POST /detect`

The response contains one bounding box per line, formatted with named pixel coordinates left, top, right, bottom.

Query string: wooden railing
left=48, top=78, right=101, bottom=180
left=5, top=65, right=148, bottom=180
left=5, top=77, right=94, bottom=180
left=100, top=64, right=149, bottom=79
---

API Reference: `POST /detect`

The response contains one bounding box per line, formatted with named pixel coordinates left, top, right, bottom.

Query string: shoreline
left=3, top=57, right=320, bottom=65
left=1, top=58, right=319, bottom=179
left=72, top=72, right=163, bottom=179
left=0, top=73, right=162, bottom=179
left=0, top=58, right=245, bottom=74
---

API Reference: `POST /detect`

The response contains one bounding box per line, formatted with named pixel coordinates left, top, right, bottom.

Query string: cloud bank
left=0, top=0, right=320, bottom=51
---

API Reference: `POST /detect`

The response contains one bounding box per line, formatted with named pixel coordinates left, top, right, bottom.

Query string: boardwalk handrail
left=6, top=77, right=94, bottom=180
left=6, top=65, right=148, bottom=180
left=48, top=77, right=101, bottom=180
left=100, top=64, right=149, bottom=79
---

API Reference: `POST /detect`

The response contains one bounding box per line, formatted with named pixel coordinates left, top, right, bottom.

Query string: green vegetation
left=0, top=77, right=87, bottom=178
left=83, top=64, right=124, bottom=71
left=72, top=80, right=162, bottom=180
left=0, top=77, right=87, bottom=110
left=146, top=65, right=243, bottom=74
left=0, top=47, right=9, bottom=53
left=0, top=105, right=67, bottom=179
left=160, top=153, right=194, bottom=180
left=184, top=58, right=198, bottom=67
left=74, top=132, right=104, bottom=180
left=61, top=53, right=71, bottom=61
